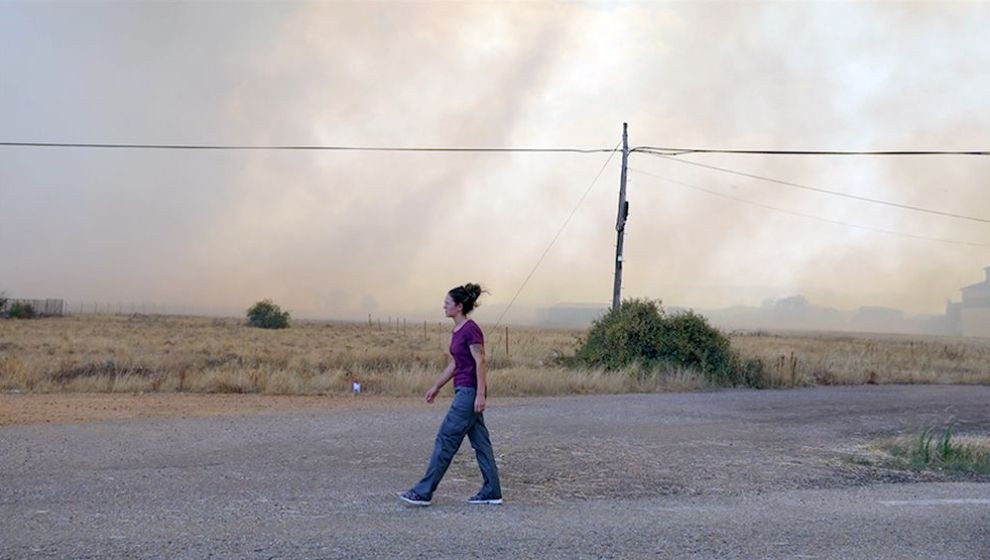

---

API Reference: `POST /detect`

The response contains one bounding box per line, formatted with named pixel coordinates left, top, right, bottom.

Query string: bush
left=7, top=301, right=36, bottom=319
left=574, top=298, right=749, bottom=385
left=246, top=299, right=290, bottom=329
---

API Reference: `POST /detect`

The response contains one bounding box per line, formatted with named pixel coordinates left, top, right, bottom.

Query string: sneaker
left=398, top=490, right=431, bottom=506
left=468, top=493, right=503, bottom=505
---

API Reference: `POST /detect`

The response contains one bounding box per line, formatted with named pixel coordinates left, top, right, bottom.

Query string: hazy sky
left=2, top=1, right=989, bottom=322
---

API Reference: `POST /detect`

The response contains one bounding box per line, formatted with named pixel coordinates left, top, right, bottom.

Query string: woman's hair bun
left=463, top=283, right=483, bottom=302
left=449, top=282, right=487, bottom=315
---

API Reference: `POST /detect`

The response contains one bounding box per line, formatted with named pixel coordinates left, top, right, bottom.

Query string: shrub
left=574, top=298, right=748, bottom=385
left=7, top=301, right=36, bottom=319
left=246, top=299, right=290, bottom=329
left=575, top=299, right=666, bottom=370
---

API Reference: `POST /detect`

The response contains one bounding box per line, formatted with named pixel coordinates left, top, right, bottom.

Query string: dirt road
left=2, top=386, right=988, bottom=559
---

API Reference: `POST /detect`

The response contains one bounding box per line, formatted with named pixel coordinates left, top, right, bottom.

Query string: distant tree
left=765, top=295, right=810, bottom=310
left=246, top=299, right=290, bottom=329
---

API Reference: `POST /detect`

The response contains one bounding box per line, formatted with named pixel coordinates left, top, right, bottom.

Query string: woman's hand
left=425, top=385, right=440, bottom=404
left=474, top=393, right=486, bottom=413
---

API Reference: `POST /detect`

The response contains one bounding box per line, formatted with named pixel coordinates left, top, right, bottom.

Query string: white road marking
left=880, top=499, right=990, bottom=506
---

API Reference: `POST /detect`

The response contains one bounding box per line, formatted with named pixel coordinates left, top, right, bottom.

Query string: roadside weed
left=881, top=422, right=990, bottom=475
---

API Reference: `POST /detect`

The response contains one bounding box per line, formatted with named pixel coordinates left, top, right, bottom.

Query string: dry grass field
left=732, top=329, right=990, bottom=387
left=1, top=314, right=988, bottom=397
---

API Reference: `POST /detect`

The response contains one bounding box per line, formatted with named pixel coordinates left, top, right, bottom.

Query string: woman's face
left=443, top=293, right=461, bottom=318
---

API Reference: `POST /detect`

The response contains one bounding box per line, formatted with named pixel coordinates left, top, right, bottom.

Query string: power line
left=7, top=141, right=989, bottom=156
left=640, top=152, right=990, bottom=225
left=633, top=146, right=990, bottom=156
left=629, top=168, right=990, bottom=249
left=0, top=141, right=614, bottom=154
left=492, top=140, right=623, bottom=330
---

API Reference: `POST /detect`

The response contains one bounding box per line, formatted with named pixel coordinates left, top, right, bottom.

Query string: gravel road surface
left=2, top=385, right=989, bottom=559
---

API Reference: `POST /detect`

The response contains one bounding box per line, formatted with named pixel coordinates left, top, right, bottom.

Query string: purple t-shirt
left=450, top=319, right=484, bottom=388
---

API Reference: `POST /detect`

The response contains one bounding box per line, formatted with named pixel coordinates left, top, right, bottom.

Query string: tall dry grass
left=732, top=330, right=990, bottom=387
left=0, top=315, right=987, bottom=396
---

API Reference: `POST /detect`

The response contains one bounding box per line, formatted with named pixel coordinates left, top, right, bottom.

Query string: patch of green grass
left=881, top=422, right=990, bottom=475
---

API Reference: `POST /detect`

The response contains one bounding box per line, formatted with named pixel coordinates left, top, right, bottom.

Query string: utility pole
left=612, top=122, right=630, bottom=311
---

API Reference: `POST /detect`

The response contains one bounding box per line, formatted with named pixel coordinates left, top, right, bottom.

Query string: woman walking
left=399, top=283, right=502, bottom=506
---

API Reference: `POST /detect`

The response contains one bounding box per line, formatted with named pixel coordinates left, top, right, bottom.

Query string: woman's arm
left=425, top=356, right=456, bottom=404
left=470, top=343, right=487, bottom=413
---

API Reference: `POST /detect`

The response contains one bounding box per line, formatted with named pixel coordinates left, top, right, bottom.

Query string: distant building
left=946, top=300, right=962, bottom=335
left=946, top=266, right=990, bottom=338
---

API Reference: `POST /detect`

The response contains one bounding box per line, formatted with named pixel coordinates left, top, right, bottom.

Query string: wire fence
left=64, top=302, right=241, bottom=317
left=50, top=303, right=521, bottom=360
left=3, top=298, right=65, bottom=316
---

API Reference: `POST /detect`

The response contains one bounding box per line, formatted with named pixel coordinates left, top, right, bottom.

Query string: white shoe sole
left=398, top=493, right=430, bottom=506
left=468, top=498, right=503, bottom=505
